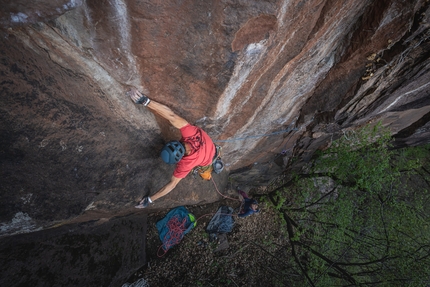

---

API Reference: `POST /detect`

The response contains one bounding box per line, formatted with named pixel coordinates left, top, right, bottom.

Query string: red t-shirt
left=173, top=124, right=216, bottom=178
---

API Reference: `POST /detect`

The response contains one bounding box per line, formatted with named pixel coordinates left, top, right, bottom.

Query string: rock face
left=0, top=214, right=147, bottom=287
left=0, top=0, right=429, bottom=234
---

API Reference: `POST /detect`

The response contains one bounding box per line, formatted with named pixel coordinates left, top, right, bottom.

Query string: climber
left=237, top=188, right=260, bottom=218
left=129, top=89, right=219, bottom=208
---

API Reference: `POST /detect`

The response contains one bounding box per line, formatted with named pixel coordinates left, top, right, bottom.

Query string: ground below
left=126, top=184, right=291, bottom=287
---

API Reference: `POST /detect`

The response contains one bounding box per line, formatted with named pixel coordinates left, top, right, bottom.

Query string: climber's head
left=160, top=140, right=185, bottom=164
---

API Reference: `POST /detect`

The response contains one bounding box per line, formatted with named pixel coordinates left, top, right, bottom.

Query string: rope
left=213, top=127, right=299, bottom=143
left=155, top=178, right=249, bottom=257
left=156, top=211, right=237, bottom=257
left=155, top=177, right=239, bottom=257
left=211, top=177, right=241, bottom=202
left=210, top=178, right=253, bottom=219
left=157, top=215, right=189, bottom=257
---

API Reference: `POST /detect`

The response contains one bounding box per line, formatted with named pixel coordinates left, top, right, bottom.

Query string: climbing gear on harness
left=192, top=145, right=224, bottom=180
left=161, top=140, right=185, bottom=164
left=213, top=159, right=224, bottom=174
left=195, top=164, right=213, bottom=180
left=135, top=196, right=151, bottom=209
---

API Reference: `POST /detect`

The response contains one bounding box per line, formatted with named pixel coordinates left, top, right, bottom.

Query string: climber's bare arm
left=129, top=89, right=188, bottom=129
left=148, top=175, right=182, bottom=202
left=146, top=101, right=188, bottom=129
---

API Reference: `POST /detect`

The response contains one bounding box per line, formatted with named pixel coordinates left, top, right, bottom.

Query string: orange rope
left=211, top=177, right=241, bottom=202
left=155, top=178, right=241, bottom=257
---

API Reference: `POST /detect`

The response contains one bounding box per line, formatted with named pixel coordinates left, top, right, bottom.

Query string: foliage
left=269, top=124, right=430, bottom=286
left=313, top=123, right=394, bottom=193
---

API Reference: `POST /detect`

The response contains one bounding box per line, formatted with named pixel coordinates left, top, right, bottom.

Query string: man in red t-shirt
left=174, top=124, right=216, bottom=178
left=129, top=89, right=216, bottom=208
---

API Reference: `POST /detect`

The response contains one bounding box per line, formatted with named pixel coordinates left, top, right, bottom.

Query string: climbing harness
left=192, top=164, right=213, bottom=180
left=192, top=145, right=224, bottom=180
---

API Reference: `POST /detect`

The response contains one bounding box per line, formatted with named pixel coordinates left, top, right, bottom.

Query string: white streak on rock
left=111, top=0, right=129, bottom=51
left=85, top=202, right=96, bottom=210
left=278, top=0, right=291, bottom=26
left=110, top=0, right=139, bottom=84
left=379, top=81, right=430, bottom=114
left=0, top=212, right=41, bottom=236
left=214, top=42, right=267, bottom=120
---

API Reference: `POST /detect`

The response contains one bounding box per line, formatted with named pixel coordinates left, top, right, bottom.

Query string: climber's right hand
left=135, top=196, right=151, bottom=208
left=128, top=88, right=150, bottom=106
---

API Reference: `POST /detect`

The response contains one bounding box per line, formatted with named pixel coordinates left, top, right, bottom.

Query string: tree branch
left=335, top=256, right=391, bottom=266
left=283, top=212, right=316, bottom=287
left=289, top=185, right=338, bottom=212
left=294, top=241, right=357, bottom=285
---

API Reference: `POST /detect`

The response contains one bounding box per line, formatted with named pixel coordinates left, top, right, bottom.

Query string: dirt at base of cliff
left=125, top=187, right=290, bottom=287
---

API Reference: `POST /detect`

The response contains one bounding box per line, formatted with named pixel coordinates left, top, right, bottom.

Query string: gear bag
left=156, top=206, right=196, bottom=257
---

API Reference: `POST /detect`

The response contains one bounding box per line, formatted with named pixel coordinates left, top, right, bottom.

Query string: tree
left=266, top=124, right=430, bottom=286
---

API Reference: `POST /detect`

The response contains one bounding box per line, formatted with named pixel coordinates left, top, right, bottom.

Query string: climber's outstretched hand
left=135, top=196, right=151, bottom=209
left=126, top=88, right=188, bottom=129
left=127, top=88, right=150, bottom=106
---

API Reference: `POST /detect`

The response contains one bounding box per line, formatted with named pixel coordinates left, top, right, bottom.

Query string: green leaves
left=314, top=122, right=394, bottom=193
left=268, top=123, right=430, bottom=286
